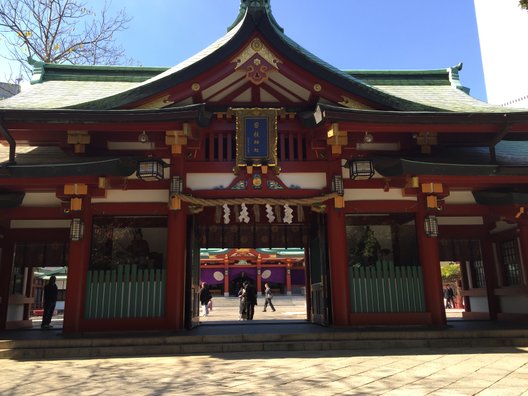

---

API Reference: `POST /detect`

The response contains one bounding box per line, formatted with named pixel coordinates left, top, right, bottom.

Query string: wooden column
left=326, top=201, right=350, bottom=326
left=165, top=205, right=187, bottom=330
left=0, top=239, right=14, bottom=331
left=415, top=195, right=446, bottom=326
left=223, top=255, right=229, bottom=296
left=63, top=198, right=93, bottom=333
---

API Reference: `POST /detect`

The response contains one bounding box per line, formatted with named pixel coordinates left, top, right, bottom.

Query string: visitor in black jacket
left=41, top=275, right=58, bottom=329
left=244, top=281, right=257, bottom=320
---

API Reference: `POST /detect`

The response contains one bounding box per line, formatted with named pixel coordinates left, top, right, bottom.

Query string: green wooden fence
left=349, top=262, right=426, bottom=313
left=85, top=265, right=166, bottom=319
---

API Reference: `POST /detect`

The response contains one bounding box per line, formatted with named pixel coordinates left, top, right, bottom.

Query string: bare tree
left=0, top=0, right=131, bottom=76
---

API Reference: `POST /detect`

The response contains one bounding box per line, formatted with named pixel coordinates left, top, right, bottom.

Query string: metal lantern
left=170, top=175, right=183, bottom=194
left=332, top=175, right=344, bottom=196
left=424, top=215, right=439, bottom=238
left=70, top=218, right=84, bottom=241
left=347, top=159, right=375, bottom=180
left=136, top=159, right=164, bottom=181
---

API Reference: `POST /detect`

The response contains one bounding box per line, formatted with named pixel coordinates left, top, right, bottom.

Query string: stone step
left=2, top=327, right=528, bottom=360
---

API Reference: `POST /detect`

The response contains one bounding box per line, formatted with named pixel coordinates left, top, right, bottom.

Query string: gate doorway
left=2, top=237, right=69, bottom=331
left=184, top=210, right=331, bottom=327
left=439, top=239, right=489, bottom=320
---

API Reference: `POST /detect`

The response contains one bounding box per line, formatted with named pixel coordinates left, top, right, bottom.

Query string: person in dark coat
left=41, top=275, right=58, bottom=329
left=244, top=281, right=257, bottom=320
left=199, top=282, right=212, bottom=316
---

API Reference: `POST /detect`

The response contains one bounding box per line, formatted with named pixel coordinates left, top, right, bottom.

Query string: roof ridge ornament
left=228, top=0, right=283, bottom=33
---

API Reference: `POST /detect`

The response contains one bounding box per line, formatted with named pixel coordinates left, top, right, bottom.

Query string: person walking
left=263, top=283, right=276, bottom=312
left=237, top=285, right=246, bottom=320
left=41, top=275, right=58, bottom=329
left=199, top=282, right=212, bottom=316
left=244, top=281, right=257, bottom=320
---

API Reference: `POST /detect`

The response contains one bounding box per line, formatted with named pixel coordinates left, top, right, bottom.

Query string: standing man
left=199, top=282, right=212, bottom=317
left=41, top=275, right=58, bottom=329
left=263, top=282, right=276, bottom=312
left=244, top=281, right=257, bottom=320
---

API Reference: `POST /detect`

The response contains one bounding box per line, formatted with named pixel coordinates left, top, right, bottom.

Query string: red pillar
left=256, top=254, right=262, bottom=294
left=0, top=239, right=14, bottom=331
left=415, top=196, right=446, bottom=326
left=223, top=255, right=229, bottom=296
left=286, top=259, right=292, bottom=295
left=63, top=198, right=93, bottom=333
left=165, top=205, right=187, bottom=330
left=326, top=202, right=350, bottom=326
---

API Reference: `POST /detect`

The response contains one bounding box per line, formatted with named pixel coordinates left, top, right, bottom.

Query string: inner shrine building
left=1, top=0, right=528, bottom=333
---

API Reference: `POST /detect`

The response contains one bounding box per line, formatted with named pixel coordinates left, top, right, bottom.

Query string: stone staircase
left=2, top=325, right=528, bottom=360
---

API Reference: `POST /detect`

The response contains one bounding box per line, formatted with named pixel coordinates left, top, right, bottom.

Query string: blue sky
left=2, top=0, right=487, bottom=101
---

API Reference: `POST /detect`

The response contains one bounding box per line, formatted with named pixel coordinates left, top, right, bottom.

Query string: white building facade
left=474, top=0, right=528, bottom=108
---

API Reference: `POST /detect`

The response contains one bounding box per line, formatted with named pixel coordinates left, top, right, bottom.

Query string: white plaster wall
left=278, top=173, right=327, bottom=190
left=6, top=304, right=24, bottom=321
left=443, top=191, right=476, bottom=205
left=500, top=295, right=528, bottom=314
left=468, top=296, right=489, bottom=312
left=437, top=217, right=484, bottom=226
left=186, top=173, right=236, bottom=190
left=21, top=193, right=61, bottom=207
left=10, top=220, right=70, bottom=229
left=92, top=190, right=169, bottom=203
left=344, top=189, right=416, bottom=201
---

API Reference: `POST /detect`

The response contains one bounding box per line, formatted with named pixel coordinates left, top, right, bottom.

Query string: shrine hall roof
left=0, top=63, right=511, bottom=113
left=0, top=2, right=521, bottom=114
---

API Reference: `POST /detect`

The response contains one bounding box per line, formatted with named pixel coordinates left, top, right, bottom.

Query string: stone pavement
left=1, top=346, right=527, bottom=395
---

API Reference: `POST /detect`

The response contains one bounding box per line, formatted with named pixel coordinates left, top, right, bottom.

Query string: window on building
left=500, top=239, right=522, bottom=286
left=346, top=213, right=418, bottom=267
left=90, top=216, right=168, bottom=270
left=469, top=240, right=486, bottom=289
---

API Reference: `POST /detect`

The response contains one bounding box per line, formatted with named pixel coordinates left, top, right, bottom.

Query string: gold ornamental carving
left=232, top=37, right=282, bottom=85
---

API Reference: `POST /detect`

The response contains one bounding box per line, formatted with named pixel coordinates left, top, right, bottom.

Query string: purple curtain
left=200, top=268, right=224, bottom=285
left=260, top=267, right=285, bottom=283
left=229, top=267, right=257, bottom=281
left=291, top=269, right=306, bottom=285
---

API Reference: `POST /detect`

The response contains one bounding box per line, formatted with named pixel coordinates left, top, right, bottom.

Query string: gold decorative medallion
left=232, top=37, right=282, bottom=85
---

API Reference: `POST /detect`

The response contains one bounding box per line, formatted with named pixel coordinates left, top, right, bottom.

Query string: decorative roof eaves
left=0, top=103, right=213, bottom=127
left=301, top=102, right=528, bottom=127
left=228, top=0, right=283, bottom=33
left=344, top=69, right=452, bottom=86
left=29, top=61, right=167, bottom=84
left=66, top=15, right=254, bottom=110
left=64, top=3, right=437, bottom=112
left=447, top=63, right=470, bottom=94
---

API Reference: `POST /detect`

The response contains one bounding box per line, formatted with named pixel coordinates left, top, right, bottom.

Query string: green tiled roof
left=0, top=4, right=523, bottom=114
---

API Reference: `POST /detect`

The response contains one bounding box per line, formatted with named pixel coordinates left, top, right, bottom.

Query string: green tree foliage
left=0, top=0, right=131, bottom=76
left=441, top=262, right=461, bottom=283
left=520, top=0, right=528, bottom=10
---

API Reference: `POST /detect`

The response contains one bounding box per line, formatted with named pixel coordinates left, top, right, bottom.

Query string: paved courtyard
left=1, top=346, right=528, bottom=395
